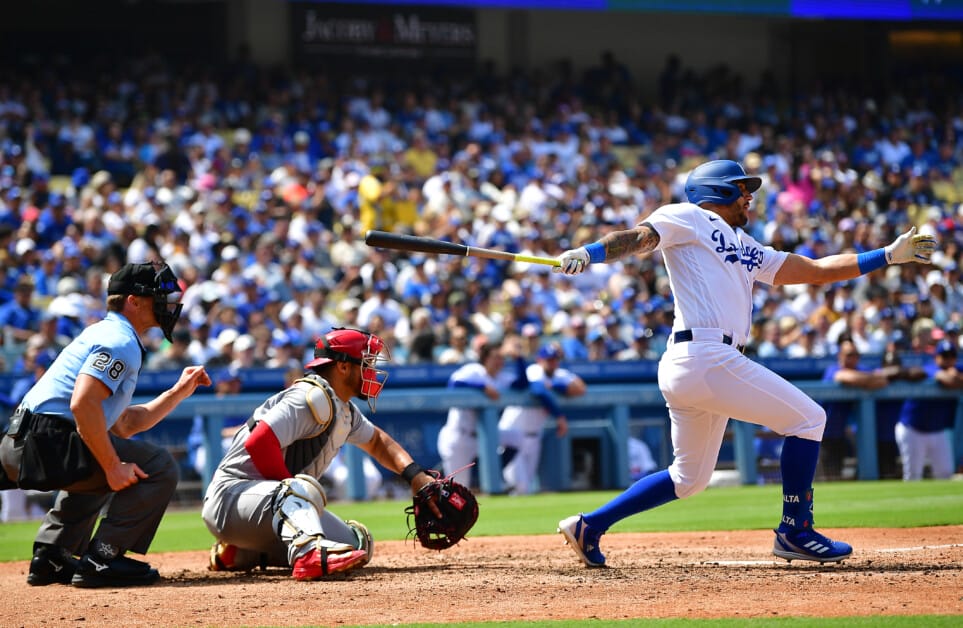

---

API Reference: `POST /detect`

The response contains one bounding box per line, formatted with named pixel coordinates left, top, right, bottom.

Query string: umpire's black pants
left=0, top=433, right=178, bottom=556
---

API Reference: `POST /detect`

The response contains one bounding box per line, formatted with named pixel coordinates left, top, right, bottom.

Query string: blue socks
left=778, top=436, right=820, bottom=532
left=581, top=436, right=820, bottom=534
left=582, top=469, right=678, bottom=532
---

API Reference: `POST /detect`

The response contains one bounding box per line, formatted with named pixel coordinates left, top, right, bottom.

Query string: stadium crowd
left=0, top=52, right=962, bottom=381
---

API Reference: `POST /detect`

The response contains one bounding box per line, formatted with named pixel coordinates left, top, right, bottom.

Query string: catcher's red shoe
left=209, top=542, right=238, bottom=571
left=292, top=546, right=367, bottom=581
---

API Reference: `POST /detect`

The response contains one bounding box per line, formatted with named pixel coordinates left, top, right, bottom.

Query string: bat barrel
left=364, top=230, right=560, bottom=268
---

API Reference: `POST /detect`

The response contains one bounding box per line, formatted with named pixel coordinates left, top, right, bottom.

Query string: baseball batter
left=499, top=342, right=586, bottom=495
left=554, top=159, right=936, bottom=567
left=202, top=327, right=439, bottom=580
left=436, top=338, right=528, bottom=486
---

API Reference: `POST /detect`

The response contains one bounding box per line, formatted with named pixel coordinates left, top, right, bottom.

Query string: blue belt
left=673, top=330, right=745, bottom=353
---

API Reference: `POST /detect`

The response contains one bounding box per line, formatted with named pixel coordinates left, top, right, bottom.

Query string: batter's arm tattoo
left=601, top=223, right=660, bottom=260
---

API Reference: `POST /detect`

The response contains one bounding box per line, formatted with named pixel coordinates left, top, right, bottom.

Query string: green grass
left=1, top=480, right=960, bottom=562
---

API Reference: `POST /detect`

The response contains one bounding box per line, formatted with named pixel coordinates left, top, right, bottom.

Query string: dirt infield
left=2, top=526, right=961, bottom=627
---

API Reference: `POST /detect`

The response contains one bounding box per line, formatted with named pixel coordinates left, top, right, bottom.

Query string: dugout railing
left=134, top=381, right=962, bottom=501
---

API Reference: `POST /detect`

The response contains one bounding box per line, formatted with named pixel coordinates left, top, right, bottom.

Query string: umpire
left=0, top=261, right=210, bottom=588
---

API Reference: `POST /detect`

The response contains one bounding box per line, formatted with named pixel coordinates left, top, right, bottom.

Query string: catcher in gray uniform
left=201, top=327, right=439, bottom=580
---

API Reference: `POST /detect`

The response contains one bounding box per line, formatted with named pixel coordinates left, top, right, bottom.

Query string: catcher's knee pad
left=273, top=474, right=328, bottom=548
left=345, top=519, right=374, bottom=567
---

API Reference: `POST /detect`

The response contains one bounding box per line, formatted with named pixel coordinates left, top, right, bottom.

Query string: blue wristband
left=585, top=242, right=606, bottom=263
left=856, top=248, right=887, bottom=274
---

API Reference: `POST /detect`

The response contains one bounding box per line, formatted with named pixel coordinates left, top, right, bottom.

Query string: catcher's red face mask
left=305, top=328, right=390, bottom=411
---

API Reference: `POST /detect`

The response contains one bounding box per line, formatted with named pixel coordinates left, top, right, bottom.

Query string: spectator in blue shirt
left=34, top=193, right=74, bottom=248
left=0, top=276, right=41, bottom=347
left=560, top=315, right=590, bottom=362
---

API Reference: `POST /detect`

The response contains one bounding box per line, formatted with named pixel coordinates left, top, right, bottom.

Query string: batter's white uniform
left=436, top=362, right=519, bottom=485
left=201, top=374, right=371, bottom=566
left=499, top=363, right=580, bottom=495
left=647, top=203, right=825, bottom=497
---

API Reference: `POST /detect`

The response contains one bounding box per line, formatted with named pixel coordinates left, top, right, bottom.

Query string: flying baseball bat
left=364, top=230, right=560, bottom=267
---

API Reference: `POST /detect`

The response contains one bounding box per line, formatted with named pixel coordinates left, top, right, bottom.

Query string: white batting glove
left=555, top=247, right=590, bottom=275
left=884, top=227, right=937, bottom=264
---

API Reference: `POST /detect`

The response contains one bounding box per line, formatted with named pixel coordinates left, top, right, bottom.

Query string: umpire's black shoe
left=70, top=553, right=160, bottom=588
left=27, top=543, right=79, bottom=586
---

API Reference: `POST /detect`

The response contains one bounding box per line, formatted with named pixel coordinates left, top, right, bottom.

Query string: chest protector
left=246, top=373, right=339, bottom=475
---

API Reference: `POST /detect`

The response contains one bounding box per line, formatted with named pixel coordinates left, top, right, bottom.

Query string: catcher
left=201, top=327, right=477, bottom=581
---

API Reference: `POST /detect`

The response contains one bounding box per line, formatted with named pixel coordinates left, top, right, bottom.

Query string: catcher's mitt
left=405, top=471, right=479, bottom=550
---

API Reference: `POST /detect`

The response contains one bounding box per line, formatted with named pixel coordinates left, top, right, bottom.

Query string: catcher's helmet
left=305, top=328, right=390, bottom=410
left=107, top=261, right=183, bottom=342
left=684, top=160, right=761, bottom=206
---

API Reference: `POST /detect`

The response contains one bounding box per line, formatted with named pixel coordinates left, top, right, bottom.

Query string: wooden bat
left=364, top=230, right=560, bottom=267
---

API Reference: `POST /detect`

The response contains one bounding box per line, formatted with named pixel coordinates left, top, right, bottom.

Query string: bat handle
left=515, top=253, right=561, bottom=267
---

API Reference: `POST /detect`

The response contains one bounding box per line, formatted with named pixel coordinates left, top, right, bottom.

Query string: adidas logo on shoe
left=773, top=528, right=852, bottom=564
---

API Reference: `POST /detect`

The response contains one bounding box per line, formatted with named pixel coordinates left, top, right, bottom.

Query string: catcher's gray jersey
left=211, top=374, right=377, bottom=485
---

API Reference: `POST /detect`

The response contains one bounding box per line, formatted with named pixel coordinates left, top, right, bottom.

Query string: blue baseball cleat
left=773, top=528, right=853, bottom=563
left=557, top=514, right=606, bottom=567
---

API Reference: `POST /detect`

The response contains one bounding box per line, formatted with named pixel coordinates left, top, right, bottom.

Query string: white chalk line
left=874, top=543, right=963, bottom=553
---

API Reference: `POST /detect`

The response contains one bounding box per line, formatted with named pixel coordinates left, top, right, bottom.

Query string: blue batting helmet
left=684, top=160, right=761, bottom=206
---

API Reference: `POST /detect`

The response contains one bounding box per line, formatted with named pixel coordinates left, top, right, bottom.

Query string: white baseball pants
left=437, top=422, right=478, bottom=486
left=658, top=336, right=825, bottom=499
left=894, top=422, right=954, bottom=480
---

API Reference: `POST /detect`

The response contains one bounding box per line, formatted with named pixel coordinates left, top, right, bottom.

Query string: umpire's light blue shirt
left=21, top=312, right=145, bottom=430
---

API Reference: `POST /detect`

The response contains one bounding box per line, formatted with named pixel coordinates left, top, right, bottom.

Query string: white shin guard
left=273, top=474, right=343, bottom=562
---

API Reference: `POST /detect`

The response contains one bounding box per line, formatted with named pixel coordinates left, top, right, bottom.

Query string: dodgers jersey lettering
left=645, top=203, right=788, bottom=345
left=20, top=312, right=144, bottom=430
